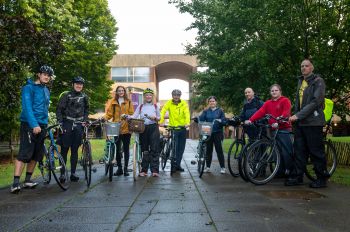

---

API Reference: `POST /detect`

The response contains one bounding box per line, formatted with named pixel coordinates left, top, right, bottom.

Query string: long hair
left=115, top=85, right=129, bottom=101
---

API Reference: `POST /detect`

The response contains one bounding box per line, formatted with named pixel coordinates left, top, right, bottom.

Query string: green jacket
left=160, top=99, right=190, bottom=126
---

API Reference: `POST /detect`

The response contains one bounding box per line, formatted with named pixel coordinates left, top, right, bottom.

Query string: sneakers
left=139, top=172, right=147, bottom=177
left=114, top=167, right=123, bottom=176
left=176, top=166, right=185, bottom=172
left=70, top=173, right=79, bottom=182
left=23, top=180, right=38, bottom=188
left=309, top=178, right=327, bottom=188
left=10, top=183, right=21, bottom=194
left=285, top=176, right=304, bottom=186
left=220, top=168, right=226, bottom=174
left=124, top=167, right=129, bottom=176
left=152, top=172, right=160, bottom=177
left=204, top=167, right=211, bottom=173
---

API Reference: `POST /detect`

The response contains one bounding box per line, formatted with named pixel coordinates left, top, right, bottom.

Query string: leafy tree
left=171, top=0, right=350, bottom=117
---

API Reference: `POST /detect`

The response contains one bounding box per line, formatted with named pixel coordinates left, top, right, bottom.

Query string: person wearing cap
left=159, top=89, right=190, bottom=172
left=11, top=65, right=54, bottom=193
left=129, top=88, right=161, bottom=177
left=105, top=85, right=134, bottom=176
left=56, top=76, right=89, bottom=182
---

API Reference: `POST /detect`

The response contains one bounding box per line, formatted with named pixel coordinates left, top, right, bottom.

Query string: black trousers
left=140, top=124, right=160, bottom=173
left=206, top=132, right=225, bottom=168
left=116, top=133, right=131, bottom=169
left=294, top=125, right=328, bottom=178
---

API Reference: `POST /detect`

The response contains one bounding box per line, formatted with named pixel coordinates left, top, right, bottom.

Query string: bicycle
left=304, top=118, right=337, bottom=181
left=38, top=124, right=69, bottom=191
left=243, top=114, right=289, bottom=185
left=103, top=122, right=121, bottom=182
left=159, top=125, right=186, bottom=175
left=74, top=120, right=101, bottom=187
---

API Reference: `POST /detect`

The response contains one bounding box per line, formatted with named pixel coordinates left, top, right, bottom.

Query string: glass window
left=134, top=75, right=150, bottom=82
left=112, top=76, right=128, bottom=82
left=112, top=67, right=128, bottom=76
left=111, top=67, right=150, bottom=83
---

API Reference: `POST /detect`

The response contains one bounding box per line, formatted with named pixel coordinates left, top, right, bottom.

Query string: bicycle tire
left=244, top=139, right=280, bottom=185
left=133, top=143, right=137, bottom=181
left=82, top=141, right=92, bottom=187
left=38, top=146, right=51, bottom=184
left=198, top=143, right=206, bottom=178
left=305, top=140, right=337, bottom=181
left=161, top=139, right=170, bottom=170
left=108, top=143, right=115, bottom=182
left=227, top=141, right=242, bottom=177
left=170, top=141, right=176, bottom=176
left=49, top=146, right=69, bottom=191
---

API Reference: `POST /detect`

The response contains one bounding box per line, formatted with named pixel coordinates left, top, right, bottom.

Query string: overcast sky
left=107, top=0, right=197, bottom=54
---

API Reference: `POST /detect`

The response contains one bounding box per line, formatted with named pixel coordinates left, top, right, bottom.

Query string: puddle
left=258, top=190, right=326, bottom=199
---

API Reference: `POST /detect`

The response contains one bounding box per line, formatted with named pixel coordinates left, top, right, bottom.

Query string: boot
left=114, top=166, right=123, bottom=176
left=124, top=166, right=129, bottom=176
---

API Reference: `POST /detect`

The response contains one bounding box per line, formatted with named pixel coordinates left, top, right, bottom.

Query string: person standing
left=130, top=88, right=161, bottom=177
left=199, top=96, right=227, bottom=174
left=287, top=59, right=328, bottom=188
left=11, top=65, right=54, bottom=193
left=105, top=86, right=134, bottom=176
left=56, top=76, right=89, bottom=182
left=160, top=89, right=190, bottom=172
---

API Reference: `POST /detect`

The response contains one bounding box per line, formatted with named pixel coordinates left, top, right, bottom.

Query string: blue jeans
left=174, top=128, right=186, bottom=167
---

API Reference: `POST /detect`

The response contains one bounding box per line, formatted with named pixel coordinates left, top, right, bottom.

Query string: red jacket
left=249, top=96, right=292, bottom=130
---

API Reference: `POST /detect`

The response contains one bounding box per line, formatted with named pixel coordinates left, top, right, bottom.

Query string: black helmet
left=172, top=89, right=182, bottom=96
left=38, top=65, right=54, bottom=77
left=72, top=76, right=85, bottom=84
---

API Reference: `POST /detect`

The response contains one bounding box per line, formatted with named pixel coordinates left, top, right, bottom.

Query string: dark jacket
left=56, top=90, right=89, bottom=123
left=20, top=79, right=50, bottom=128
left=294, top=73, right=325, bottom=126
left=239, top=96, right=264, bottom=121
left=199, top=107, right=227, bottom=133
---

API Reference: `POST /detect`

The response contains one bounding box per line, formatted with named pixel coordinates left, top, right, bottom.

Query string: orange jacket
left=105, top=98, right=134, bottom=134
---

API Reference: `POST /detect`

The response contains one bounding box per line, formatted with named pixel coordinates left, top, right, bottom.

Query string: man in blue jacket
left=11, top=65, right=54, bottom=193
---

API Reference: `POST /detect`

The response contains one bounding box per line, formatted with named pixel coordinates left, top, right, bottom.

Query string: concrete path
left=0, top=140, right=349, bottom=232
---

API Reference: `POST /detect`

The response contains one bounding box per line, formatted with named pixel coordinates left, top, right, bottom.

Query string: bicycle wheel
left=170, top=142, right=176, bottom=176
left=49, top=146, right=69, bottom=190
left=133, top=143, right=137, bottom=181
left=305, top=140, right=337, bottom=181
left=227, top=141, right=243, bottom=177
left=238, top=143, right=251, bottom=182
left=82, top=141, right=92, bottom=187
left=38, top=146, right=51, bottom=184
left=108, top=143, right=115, bottom=182
left=160, top=139, right=170, bottom=170
left=198, top=143, right=206, bottom=178
left=244, top=139, right=280, bottom=185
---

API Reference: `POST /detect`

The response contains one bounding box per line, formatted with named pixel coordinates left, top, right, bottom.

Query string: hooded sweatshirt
left=20, top=79, right=50, bottom=128
left=249, top=96, right=291, bottom=130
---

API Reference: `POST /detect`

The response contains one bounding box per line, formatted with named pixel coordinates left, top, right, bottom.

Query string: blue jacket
left=239, top=96, right=264, bottom=121
left=199, top=107, right=227, bottom=133
left=20, top=79, right=50, bottom=128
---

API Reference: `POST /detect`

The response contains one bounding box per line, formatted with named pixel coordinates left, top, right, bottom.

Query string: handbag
left=128, top=118, right=145, bottom=133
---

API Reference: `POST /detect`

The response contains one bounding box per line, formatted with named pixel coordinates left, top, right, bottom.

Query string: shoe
left=152, top=172, right=160, bottom=177
left=204, top=167, right=211, bottom=173
left=139, top=172, right=147, bottom=177
left=309, top=178, right=327, bottom=188
left=10, top=183, right=21, bottom=194
left=23, top=180, right=38, bottom=188
left=59, top=175, right=66, bottom=184
left=176, top=166, right=185, bottom=172
left=114, top=167, right=123, bottom=176
left=124, top=167, right=129, bottom=176
left=70, top=173, right=79, bottom=182
left=220, top=168, right=226, bottom=174
left=285, top=176, right=304, bottom=186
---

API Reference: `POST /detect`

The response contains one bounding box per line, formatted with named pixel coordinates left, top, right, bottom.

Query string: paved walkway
left=1, top=140, right=350, bottom=232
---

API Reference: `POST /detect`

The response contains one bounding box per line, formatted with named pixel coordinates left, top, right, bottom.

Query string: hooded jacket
left=159, top=99, right=190, bottom=127
left=239, top=96, right=264, bottom=121
left=20, top=79, right=50, bottom=128
left=56, top=90, right=89, bottom=123
left=199, top=107, right=227, bottom=133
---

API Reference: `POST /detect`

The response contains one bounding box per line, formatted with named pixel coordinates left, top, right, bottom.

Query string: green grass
left=328, top=136, right=350, bottom=142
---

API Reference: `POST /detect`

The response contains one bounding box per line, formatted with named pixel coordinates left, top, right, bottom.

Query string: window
left=111, top=67, right=150, bottom=83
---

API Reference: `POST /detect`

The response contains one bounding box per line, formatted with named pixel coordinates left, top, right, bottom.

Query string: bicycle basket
left=128, top=118, right=145, bottom=133
left=105, top=122, right=121, bottom=136
left=198, top=122, right=213, bottom=136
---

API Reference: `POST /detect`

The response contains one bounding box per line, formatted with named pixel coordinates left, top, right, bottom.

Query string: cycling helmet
left=72, top=76, right=85, bottom=84
left=172, top=89, right=182, bottom=96
left=143, top=88, right=154, bottom=95
left=38, top=65, right=54, bottom=77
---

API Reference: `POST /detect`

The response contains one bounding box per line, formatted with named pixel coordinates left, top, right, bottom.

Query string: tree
left=171, top=0, right=350, bottom=117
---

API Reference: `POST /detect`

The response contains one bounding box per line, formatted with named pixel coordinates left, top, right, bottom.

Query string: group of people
left=11, top=58, right=330, bottom=194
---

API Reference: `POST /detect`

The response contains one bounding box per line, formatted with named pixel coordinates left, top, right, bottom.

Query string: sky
left=107, top=0, right=197, bottom=100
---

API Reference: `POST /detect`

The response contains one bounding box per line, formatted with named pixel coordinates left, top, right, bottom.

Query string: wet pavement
left=1, top=140, right=350, bottom=232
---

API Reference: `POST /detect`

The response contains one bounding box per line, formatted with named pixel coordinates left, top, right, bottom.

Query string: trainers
left=309, top=178, right=327, bottom=188
left=114, top=167, right=123, bottom=176
left=204, top=167, right=211, bottom=173
left=285, top=176, right=304, bottom=186
left=23, top=180, right=38, bottom=188
left=220, top=168, right=226, bottom=174
left=10, top=183, right=21, bottom=194
left=152, top=172, right=160, bottom=177
left=139, top=172, right=147, bottom=177
left=70, top=173, right=79, bottom=182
